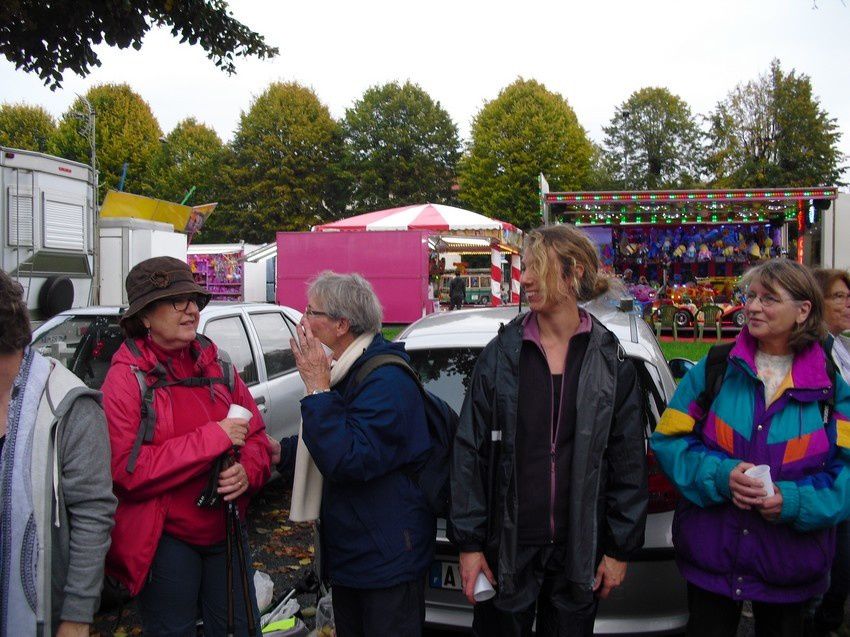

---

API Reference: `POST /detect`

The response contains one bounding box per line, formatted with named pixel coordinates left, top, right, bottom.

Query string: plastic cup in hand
left=744, top=464, right=775, bottom=497
left=227, top=404, right=253, bottom=421
left=473, top=571, right=495, bottom=602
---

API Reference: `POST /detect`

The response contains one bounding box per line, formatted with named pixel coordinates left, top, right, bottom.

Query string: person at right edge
left=809, top=267, right=850, bottom=636
left=651, top=259, right=850, bottom=636
left=451, top=224, right=648, bottom=637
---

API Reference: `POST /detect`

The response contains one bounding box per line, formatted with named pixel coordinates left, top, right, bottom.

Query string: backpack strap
left=123, top=336, right=233, bottom=473
left=695, top=342, right=735, bottom=417
left=822, top=336, right=837, bottom=425
left=352, top=353, right=424, bottom=393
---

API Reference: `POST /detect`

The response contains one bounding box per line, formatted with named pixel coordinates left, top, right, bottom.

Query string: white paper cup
left=745, top=464, right=775, bottom=497
left=226, top=404, right=253, bottom=421
left=473, top=571, right=496, bottom=602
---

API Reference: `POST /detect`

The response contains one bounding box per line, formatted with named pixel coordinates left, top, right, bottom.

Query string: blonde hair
left=523, top=224, right=609, bottom=306
left=741, top=259, right=825, bottom=353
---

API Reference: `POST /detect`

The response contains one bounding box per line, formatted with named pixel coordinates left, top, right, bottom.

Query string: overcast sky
left=2, top=0, right=848, bottom=180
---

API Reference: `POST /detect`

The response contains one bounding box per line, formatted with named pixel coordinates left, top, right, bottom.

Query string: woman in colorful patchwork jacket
left=651, top=259, right=850, bottom=637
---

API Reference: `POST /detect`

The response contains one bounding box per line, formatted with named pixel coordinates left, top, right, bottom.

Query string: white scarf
left=289, top=332, right=378, bottom=522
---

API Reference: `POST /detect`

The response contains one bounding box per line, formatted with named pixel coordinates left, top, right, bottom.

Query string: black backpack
left=352, top=353, right=459, bottom=518
left=695, top=339, right=837, bottom=422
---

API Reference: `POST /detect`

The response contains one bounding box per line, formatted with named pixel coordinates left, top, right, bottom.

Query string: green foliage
left=50, top=84, right=163, bottom=198
left=706, top=60, right=843, bottom=187
left=151, top=118, right=226, bottom=206
left=206, top=82, right=345, bottom=243
left=0, top=103, right=56, bottom=152
left=0, top=0, right=278, bottom=89
left=458, top=78, right=594, bottom=230
left=342, top=81, right=460, bottom=211
left=603, top=87, right=704, bottom=189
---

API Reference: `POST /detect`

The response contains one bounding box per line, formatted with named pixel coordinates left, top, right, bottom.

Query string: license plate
left=429, top=560, right=462, bottom=590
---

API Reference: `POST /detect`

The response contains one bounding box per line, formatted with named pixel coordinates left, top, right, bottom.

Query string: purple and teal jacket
left=650, top=327, right=850, bottom=603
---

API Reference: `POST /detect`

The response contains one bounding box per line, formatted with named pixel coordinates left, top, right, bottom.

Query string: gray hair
left=307, top=271, right=383, bottom=335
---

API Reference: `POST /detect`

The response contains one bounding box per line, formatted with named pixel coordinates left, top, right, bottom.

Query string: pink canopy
left=314, top=203, right=519, bottom=234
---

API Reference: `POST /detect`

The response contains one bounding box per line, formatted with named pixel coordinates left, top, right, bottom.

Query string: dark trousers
left=138, top=532, right=261, bottom=637
left=813, top=519, right=850, bottom=633
left=686, top=583, right=806, bottom=637
left=472, top=545, right=599, bottom=637
left=449, top=296, right=463, bottom=310
left=332, top=579, right=426, bottom=637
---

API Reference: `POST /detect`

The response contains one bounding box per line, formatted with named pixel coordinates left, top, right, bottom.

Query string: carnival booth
left=541, top=183, right=837, bottom=282
left=277, top=204, right=522, bottom=323
left=540, top=182, right=837, bottom=328
left=187, top=242, right=274, bottom=303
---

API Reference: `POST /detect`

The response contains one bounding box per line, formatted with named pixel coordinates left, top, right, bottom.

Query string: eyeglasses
left=828, top=292, right=850, bottom=304
left=744, top=291, right=791, bottom=308
left=304, top=307, right=330, bottom=318
left=170, top=295, right=202, bottom=312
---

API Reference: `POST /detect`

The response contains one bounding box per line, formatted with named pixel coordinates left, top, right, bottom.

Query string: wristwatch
left=311, top=388, right=330, bottom=395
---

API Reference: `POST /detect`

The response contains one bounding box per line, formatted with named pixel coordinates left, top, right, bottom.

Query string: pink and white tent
left=314, top=203, right=519, bottom=234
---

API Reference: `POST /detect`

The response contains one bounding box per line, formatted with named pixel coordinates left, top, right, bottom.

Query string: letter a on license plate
left=429, top=561, right=462, bottom=590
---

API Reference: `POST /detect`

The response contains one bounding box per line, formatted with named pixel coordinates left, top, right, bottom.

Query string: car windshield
left=31, top=315, right=124, bottom=389
left=406, top=347, right=481, bottom=413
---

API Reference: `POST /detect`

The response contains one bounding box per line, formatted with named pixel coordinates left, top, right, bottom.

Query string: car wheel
left=674, top=310, right=692, bottom=327
left=732, top=310, right=746, bottom=327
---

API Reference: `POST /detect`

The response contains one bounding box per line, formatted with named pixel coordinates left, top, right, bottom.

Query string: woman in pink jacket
left=101, top=257, right=270, bottom=636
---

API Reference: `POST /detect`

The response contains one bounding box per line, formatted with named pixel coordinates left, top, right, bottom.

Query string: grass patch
left=659, top=340, right=715, bottom=362
left=382, top=324, right=405, bottom=341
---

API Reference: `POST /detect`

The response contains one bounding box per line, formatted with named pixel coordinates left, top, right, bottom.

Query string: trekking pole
left=230, top=499, right=257, bottom=634
left=225, top=500, right=236, bottom=637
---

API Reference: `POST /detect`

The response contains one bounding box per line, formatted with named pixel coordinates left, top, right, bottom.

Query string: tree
left=152, top=118, right=227, bottom=206
left=603, top=87, right=704, bottom=189
left=206, top=82, right=345, bottom=243
left=50, top=83, right=163, bottom=197
left=0, top=103, right=56, bottom=152
left=706, top=60, right=843, bottom=187
left=458, top=78, right=594, bottom=230
left=342, top=81, right=460, bottom=211
left=0, top=0, right=278, bottom=89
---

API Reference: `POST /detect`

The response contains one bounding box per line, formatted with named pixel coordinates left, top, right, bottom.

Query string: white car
left=30, top=303, right=305, bottom=442
left=397, top=301, right=689, bottom=634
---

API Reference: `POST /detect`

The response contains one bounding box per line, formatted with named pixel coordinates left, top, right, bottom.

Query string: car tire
left=732, top=310, right=746, bottom=327
left=674, top=310, right=692, bottom=327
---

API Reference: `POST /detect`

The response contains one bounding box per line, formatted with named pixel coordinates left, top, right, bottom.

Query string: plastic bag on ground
left=255, top=570, right=275, bottom=613
left=315, top=590, right=335, bottom=637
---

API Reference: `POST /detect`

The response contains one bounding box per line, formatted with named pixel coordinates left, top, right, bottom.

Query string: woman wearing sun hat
left=101, top=256, right=270, bottom=636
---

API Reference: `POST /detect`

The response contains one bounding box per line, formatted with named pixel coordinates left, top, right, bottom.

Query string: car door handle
left=255, top=396, right=266, bottom=405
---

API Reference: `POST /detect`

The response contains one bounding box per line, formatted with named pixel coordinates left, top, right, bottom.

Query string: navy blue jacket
left=301, top=334, right=435, bottom=588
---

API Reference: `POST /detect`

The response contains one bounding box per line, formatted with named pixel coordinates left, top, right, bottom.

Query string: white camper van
left=1, top=146, right=95, bottom=320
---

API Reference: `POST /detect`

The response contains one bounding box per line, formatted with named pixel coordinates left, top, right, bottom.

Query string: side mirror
left=668, top=357, right=695, bottom=381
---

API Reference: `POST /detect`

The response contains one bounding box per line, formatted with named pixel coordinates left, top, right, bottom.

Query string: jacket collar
left=521, top=308, right=592, bottom=347
left=730, top=326, right=831, bottom=390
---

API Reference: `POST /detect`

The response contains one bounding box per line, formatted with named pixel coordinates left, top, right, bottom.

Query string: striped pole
left=510, top=254, right=521, bottom=303
left=491, top=247, right=502, bottom=306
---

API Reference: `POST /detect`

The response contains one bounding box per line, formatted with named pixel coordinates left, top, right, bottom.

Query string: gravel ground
left=92, top=477, right=320, bottom=636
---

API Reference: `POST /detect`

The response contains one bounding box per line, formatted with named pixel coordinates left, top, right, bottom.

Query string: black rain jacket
left=449, top=311, right=648, bottom=598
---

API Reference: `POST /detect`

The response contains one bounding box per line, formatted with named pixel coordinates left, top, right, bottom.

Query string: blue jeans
left=138, top=531, right=262, bottom=637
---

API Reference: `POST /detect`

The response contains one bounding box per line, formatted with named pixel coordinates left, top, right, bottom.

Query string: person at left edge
left=286, top=271, right=434, bottom=637
left=0, top=269, right=116, bottom=637
left=101, top=256, right=270, bottom=636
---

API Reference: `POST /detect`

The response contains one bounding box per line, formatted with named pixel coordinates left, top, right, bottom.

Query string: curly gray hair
left=307, top=271, right=383, bottom=336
